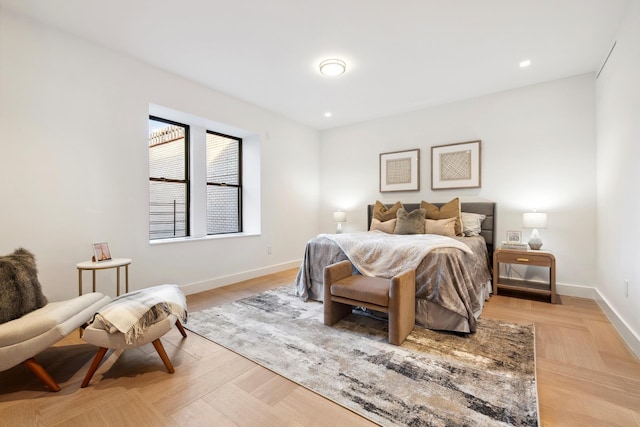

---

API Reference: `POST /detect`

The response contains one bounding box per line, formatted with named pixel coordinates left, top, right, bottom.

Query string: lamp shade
left=522, top=212, right=547, bottom=229
left=333, top=211, right=347, bottom=223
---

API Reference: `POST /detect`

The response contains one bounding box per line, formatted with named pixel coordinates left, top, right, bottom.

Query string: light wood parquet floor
left=1, top=268, right=639, bottom=426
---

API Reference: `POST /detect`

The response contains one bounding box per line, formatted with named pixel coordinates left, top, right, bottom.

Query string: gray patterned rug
left=186, top=286, right=538, bottom=427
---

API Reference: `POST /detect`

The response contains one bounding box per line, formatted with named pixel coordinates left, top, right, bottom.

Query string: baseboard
left=180, top=259, right=302, bottom=296
left=593, top=289, right=640, bottom=359
left=557, top=283, right=640, bottom=359
left=556, top=282, right=598, bottom=299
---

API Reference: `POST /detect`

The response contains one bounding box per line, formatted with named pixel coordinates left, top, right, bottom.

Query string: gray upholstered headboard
left=366, top=202, right=496, bottom=256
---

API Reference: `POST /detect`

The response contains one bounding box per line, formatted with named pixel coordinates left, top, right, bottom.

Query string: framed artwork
left=506, top=230, right=522, bottom=244
left=379, top=149, right=420, bottom=192
left=93, top=242, right=112, bottom=262
left=431, top=140, right=481, bottom=190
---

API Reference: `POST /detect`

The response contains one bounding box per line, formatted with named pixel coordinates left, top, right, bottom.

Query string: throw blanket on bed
left=94, top=284, right=187, bottom=345
left=318, top=231, right=472, bottom=278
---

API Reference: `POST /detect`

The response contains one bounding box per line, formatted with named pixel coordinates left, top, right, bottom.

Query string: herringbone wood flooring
left=1, top=268, right=639, bottom=426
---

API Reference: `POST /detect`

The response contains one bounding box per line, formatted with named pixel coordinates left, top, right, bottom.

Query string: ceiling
left=1, top=0, right=630, bottom=130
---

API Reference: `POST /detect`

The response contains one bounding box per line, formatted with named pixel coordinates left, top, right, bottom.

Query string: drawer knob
left=516, top=258, right=529, bottom=262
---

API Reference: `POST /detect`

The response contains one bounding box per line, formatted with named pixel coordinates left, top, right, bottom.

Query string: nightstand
left=493, top=248, right=556, bottom=303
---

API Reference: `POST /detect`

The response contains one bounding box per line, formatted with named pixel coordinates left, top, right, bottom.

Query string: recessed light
left=519, top=60, right=531, bottom=68
left=319, top=59, right=346, bottom=76
left=324, top=112, right=332, bottom=117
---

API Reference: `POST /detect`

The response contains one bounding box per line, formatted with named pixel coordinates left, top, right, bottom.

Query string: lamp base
left=528, top=228, right=543, bottom=250
left=336, top=223, right=343, bottom=234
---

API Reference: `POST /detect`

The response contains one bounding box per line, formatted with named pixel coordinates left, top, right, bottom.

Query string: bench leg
left=23, top=358, right=61, bottom=392
left=152, top=339, right=175, bottom=374
left=324, top=300, right=353, bottom=326
left=175, top=319, right=187, bottom=338
left=81, top=347, right=108, bottom=388
left=323, top=260, right=355, bottom=326
left=388, top=269, right=416, bottom=345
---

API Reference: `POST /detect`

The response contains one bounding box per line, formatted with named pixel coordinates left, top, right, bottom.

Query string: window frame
left=148, top=115, right=191, bottom=240
left=205, top=130, right=243, bottom=235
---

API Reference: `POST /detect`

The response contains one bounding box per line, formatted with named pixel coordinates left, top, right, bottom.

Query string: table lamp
left=522, top=211, right=547, bottom=250
left=333, top=211, right=347, bottom=234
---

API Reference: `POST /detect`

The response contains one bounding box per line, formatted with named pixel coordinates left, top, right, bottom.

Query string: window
left=148, top=117, right=189, bottom=239
left=148, top=112, right=246, bottom=241
left=206, top=131, right=242, bottom=234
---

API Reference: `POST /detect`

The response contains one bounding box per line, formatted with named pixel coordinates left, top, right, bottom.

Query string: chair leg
left=175, top=319, right=187, bottom=338
left=23, top=358, right=61, bottom=392
left=81, top=347, right=108, bottom=388
left=152, top=339, right=175, bottom=374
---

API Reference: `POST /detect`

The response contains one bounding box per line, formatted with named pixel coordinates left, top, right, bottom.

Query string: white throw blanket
left=318, top=231, right=472, bottom=278
left=94, top=284, right=187, bottom=345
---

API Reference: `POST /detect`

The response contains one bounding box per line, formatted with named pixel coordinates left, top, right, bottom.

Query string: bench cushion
left=83, top=314, right=177, bottom=349
left=0, top=292, right=110, bottom=371
left=330, top=275, right=390, bottom=307
left=0, top=293, right=109, bottom=347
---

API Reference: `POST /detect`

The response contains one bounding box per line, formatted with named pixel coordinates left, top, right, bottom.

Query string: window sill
left=149, top=232, right=260, bottom=246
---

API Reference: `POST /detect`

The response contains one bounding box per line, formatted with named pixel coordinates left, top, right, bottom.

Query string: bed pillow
left=425, top=217, right=457, bottom=237
left=370, top=218, right=397, bottom=234
left=373, top=200, right=403, bottom=222
left=394, top=208, right=426, bottom=235
left=421, top=198, right=463, bottom=236
left=0, top=248, right=48, bottom=324
left=461, top=212, right=486, bottom=237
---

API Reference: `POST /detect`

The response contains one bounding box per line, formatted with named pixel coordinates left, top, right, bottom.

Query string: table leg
left=92, top=270, right=96, bottom=292
left=116, top=266, right=121, bottom=297
left=78, top=269, right=83, bottom=296
left=550, top=262, right=557, bottom=304
left=125, top=265, right=129, bottom=294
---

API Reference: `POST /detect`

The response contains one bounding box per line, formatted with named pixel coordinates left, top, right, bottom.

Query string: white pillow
left=370, top=218, right=397, bottom=234
left=461, top=212, right=486, bottom=236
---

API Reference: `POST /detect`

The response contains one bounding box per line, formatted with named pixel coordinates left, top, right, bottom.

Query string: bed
left=294, top=202, right=495, bottom=333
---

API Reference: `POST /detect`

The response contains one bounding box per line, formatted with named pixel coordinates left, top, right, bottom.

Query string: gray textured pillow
left=394, top=208, right=426, bottom=234
left=0, top=248, right=48, bottom=324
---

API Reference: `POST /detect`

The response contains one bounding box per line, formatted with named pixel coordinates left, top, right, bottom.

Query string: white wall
left=595, top=0, right=640, bottom=348
left=320, top=74, right=597, bottom=288
left=0, top=10, right=320, bottom=301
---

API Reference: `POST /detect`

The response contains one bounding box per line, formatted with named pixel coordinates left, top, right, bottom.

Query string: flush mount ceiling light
left=519, top=59, right=531, bottom=68
left=319, top=59, right=346, bottom=76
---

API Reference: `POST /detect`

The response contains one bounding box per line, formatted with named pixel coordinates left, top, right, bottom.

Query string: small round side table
left=77, top=258, right=132, bottom=296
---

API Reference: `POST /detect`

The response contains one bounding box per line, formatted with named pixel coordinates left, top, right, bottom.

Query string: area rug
left=186, top=286, right=538, bottom=427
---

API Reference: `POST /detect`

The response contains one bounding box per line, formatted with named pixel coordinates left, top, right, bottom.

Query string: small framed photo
left=379, top=149, right=420, bottom=192
left=93, top=242, right=112, bottom=262
left=506, top=230, right=522, bottom=244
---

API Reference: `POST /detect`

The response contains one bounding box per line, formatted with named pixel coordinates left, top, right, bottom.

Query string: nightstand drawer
left=496, top=251, right=553, bottom=267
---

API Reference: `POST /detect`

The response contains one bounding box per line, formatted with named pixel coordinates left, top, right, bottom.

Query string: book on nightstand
left=500, top=242, right=529, bottom=250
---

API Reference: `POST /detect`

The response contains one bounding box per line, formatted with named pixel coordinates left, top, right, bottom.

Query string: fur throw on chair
left=0, top=248, right=48, bottom=324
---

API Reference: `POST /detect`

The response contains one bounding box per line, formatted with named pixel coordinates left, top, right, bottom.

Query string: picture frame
left=506, top=230, right=522, bottom=244
left=379, top=149, right=420, bottom=192
left=92, top=242, right=112, bottom=262
left=431, top=140, right=481, bottom=190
